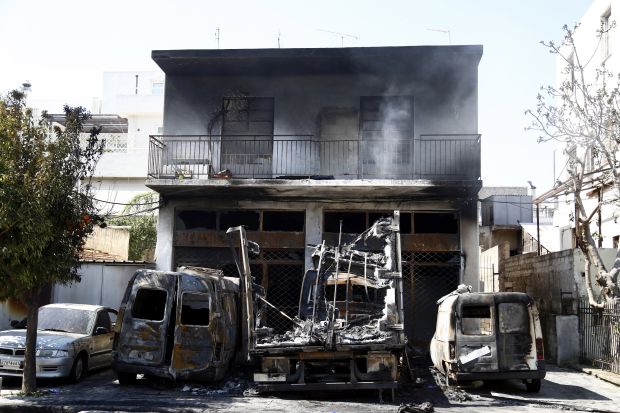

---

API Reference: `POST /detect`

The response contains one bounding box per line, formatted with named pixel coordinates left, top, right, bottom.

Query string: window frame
left=180, top=291, right=212, bottom=327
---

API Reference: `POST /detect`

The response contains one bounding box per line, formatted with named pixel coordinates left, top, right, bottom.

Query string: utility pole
left=215, top=27, right=220, bottom=49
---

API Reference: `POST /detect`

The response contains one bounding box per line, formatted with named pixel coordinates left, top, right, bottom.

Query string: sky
left=0, top=0, right=593, bottom=191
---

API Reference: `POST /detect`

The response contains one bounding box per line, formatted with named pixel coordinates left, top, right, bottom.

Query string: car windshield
left=38, top=307, right=95, bottom=335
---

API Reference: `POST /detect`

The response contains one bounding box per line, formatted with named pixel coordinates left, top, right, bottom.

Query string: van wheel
left=69, top=354, right=86, bottom=383
left=117, top=371, right=137, bottom=385
left=525, top=378, right=541, bottom=392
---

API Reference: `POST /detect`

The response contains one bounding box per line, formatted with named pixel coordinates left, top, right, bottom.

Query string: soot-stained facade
left=147, top=46, right=483, bottom=344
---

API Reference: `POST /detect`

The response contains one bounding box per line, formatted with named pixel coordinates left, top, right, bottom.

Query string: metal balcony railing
left=147, top=134, right=481, bottom=180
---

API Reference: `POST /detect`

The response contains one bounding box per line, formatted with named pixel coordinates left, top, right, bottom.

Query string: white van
left=430, top=292, right=546, bottom=392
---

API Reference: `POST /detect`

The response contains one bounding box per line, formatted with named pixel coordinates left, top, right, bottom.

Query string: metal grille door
left=402, top=251, right=461, bottom=345
left=175, top=246, right=305, bottom=334
left=579, top=298, right=620, bottom=374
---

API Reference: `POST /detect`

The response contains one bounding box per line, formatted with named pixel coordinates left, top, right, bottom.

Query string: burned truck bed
left=227, top=211, right=406, bottom=395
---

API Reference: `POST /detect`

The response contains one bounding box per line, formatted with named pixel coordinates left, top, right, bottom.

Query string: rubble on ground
left=176, top=373, right=257, bottom=397
left=397, top=402, right=434, bottom=413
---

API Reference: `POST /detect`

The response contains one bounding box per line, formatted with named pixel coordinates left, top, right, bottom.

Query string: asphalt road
left=0, top=365, right=618, bottom=413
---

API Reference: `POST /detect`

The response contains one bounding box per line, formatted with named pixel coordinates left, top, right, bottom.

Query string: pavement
left=0, top=364, right=618, bottom=413
left=577, top=364, right=620, bottom=387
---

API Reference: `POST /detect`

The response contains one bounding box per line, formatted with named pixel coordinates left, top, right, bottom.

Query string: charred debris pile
left=249, top=212, right=405, bottom=348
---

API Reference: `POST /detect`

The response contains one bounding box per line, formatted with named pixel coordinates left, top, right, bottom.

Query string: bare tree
left=527, top=23, right=620, bottom=306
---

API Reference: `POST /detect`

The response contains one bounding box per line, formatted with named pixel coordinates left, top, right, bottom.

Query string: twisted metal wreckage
left=227, top=211, right=406, bottom=395
left=111, top=212, right=405, bottom=398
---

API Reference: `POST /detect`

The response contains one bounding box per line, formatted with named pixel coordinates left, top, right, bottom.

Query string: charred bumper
left=455, top=365, right=546, bottom=382
left=253, top=350, right=400, bottom=392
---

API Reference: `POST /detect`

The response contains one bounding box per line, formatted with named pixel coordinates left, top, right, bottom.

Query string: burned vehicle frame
left=112, top=267, right=239, bottom=384
left=227, top=211, right=406, bottom=397
left=430, top=290, right=546, bottom=392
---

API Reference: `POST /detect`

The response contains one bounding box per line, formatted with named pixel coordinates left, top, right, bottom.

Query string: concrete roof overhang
left=152, top=45, right=483, bottom=76
left=46, top=114, right=128, bottom=134
left=146, top=178, right=482, bottom=202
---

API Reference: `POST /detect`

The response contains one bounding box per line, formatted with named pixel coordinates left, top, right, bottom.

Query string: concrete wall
left=84, top=226, right=130, bottom=260
left=163, top=67, right=478, bottom=139
left=52, top=262, right=151, bottom=311
left=556, top=315, right=579, bottom=367
left=500, top=248, right=618, bottom=362
left=0, top=262, right=150, bottom=331
left=101, top=71, right=165, bottom=114
left=92, top=71, right=164, bottom=213
left=479, top=242, right=510, bottom=292
left=479, top=226, right=522, bottom=254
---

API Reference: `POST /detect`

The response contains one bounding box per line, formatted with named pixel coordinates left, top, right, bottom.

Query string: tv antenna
left=277, top=29, right=281, bottom=48
left=215, top=27, right=220, bottom=49
left=318, top=29, right=359, bottom=47
left=427, top=28, right=451, bottom=44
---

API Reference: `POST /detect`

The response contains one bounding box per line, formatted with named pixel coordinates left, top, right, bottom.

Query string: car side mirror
left=95, top=327, right=109, bottom=335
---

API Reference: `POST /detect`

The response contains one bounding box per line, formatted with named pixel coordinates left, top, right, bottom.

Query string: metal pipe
left=363, top=253, right=369, bottom=300
left=345, top=258, right=352, bottom=324
left=257, top=296, right=300, bottom=326
left=332, top=221, right=343, bottom=319
left=536, top=204, right=541, bottom=256
left=394, top=211, right=405, bottom=334
left=310, top=241, right=325, bottom=326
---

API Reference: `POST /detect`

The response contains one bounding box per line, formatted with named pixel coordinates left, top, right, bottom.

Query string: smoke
left=367, top=96, right=412, bottom=178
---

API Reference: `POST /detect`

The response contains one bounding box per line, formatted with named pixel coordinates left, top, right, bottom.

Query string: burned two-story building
left=147, top=45, right=483, bottom=344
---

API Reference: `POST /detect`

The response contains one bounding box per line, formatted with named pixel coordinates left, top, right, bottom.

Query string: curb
left=575, top=365, right=620, bottom=387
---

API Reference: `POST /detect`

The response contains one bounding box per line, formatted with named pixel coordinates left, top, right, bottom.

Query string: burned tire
left=525, top=378, right=541, bottom=393
left=68, top=354, right=86, bottom=384
left=117, top=371, right=137, bottom=386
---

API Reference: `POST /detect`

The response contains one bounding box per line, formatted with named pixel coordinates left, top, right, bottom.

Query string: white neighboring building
left=537, top=0, right=620, bottom=251
left=91, top=71, right=164, bottom=213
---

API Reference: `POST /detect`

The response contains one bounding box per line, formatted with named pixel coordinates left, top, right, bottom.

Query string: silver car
left=0, top=303, right=117, bottom=382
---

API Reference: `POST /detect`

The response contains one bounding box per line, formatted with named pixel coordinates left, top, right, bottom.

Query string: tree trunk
left=21, top=292, right=39, bottom=394
left=574, top=189, right=620, bottom=300
left=584, top=255, right=605, bottom=308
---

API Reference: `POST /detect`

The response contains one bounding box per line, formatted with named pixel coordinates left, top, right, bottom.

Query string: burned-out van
left=112, top=267, right=239, bottom=384
left=430, top=291, right=545, bottom=392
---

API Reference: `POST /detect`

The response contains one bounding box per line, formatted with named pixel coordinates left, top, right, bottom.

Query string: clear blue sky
left=0, top=0, right=592, bottom=190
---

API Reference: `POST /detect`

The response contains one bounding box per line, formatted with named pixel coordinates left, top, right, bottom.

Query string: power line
left=108, top=206, right=160, bottom=219
left=91, top=197, right=159, bottom=207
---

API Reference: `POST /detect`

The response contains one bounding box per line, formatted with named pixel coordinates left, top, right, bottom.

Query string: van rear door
left=118, top=271, right=175, bottom=366
left=497, top=302, right=534, bottom=371
left=456, top=295, right=499, bottom=373
left=170, top=274, right=216, bottom=378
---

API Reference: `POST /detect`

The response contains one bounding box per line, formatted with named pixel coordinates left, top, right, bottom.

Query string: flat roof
left=152, top=45, right=483, bottom=76
left=47, top=114, right=128, bottom=134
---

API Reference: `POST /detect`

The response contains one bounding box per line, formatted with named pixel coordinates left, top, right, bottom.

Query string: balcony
left=147, top=134, right=480, bottom=181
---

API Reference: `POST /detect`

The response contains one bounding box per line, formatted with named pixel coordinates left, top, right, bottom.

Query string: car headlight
left=36, top=349, right=69, bottom=358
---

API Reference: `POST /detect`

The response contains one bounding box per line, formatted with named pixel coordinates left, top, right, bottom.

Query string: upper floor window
left=151, top=81, right=164, bottom=95
left=221, top=97, right=274, bottom=135
left=602, top=8, right=612, bottom=61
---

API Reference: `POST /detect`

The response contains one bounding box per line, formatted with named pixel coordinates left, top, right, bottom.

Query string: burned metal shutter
left=402, top=251, right=461, bottom=345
